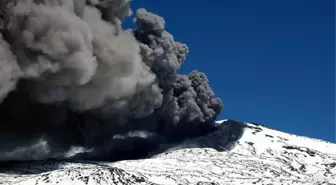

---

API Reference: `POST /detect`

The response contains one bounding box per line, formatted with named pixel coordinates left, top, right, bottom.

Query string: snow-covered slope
left=1, top=120, right=335, bottom=185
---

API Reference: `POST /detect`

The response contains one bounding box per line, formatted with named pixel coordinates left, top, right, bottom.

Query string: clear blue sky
left=124, top=0, right=335, bottom=142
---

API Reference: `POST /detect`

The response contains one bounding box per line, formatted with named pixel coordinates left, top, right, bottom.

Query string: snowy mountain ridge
left=0, top=120, right=335, bottom=185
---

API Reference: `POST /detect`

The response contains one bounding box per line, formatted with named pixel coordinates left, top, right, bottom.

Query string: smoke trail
left=0, top=33, right=22, bottom=103
left=0, top=0, right=223, bottom=161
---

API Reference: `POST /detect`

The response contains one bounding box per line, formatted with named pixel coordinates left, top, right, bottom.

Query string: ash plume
left=0, top=0, right=223, bottom=161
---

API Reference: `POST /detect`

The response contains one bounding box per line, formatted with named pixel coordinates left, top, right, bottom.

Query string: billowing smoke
left=0, top=0, right=223, bottom=161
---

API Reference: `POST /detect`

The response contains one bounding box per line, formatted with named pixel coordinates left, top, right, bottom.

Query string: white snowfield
left=1, top=120, right=335, bottom=185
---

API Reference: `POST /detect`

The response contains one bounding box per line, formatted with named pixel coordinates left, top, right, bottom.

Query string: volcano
left=0, top=120, right=335, bottom=185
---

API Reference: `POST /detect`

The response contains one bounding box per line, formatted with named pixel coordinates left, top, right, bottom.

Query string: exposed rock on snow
left=0, top=120, right=335, bottom=185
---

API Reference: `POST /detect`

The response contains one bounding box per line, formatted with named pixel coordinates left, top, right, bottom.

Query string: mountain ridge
left=0, top=120, right=335, bottom=185
left=222, top=119, right=335, bottom=144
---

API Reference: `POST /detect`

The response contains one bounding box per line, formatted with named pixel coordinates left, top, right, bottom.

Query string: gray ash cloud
left=0, top=0, right=223, bottom=161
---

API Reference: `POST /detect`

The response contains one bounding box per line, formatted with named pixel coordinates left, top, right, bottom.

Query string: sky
left=124, top=0, right=335, bottom=143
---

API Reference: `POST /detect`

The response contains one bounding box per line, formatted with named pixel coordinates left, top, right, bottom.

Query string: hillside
left=1, top=120, right=335, bottom=185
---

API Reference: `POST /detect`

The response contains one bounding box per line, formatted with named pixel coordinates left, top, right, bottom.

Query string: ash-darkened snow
left=0, top=0, right=223, bottom=161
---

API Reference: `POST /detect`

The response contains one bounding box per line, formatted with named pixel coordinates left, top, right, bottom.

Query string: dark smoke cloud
left=0, top=0, right=223, bottom=161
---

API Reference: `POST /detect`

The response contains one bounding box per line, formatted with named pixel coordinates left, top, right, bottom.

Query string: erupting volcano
left=0, top=0, right=223, bottom=161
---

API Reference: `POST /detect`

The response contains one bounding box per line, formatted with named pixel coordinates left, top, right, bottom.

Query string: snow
left=1, top=120, right=335, bottom=185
